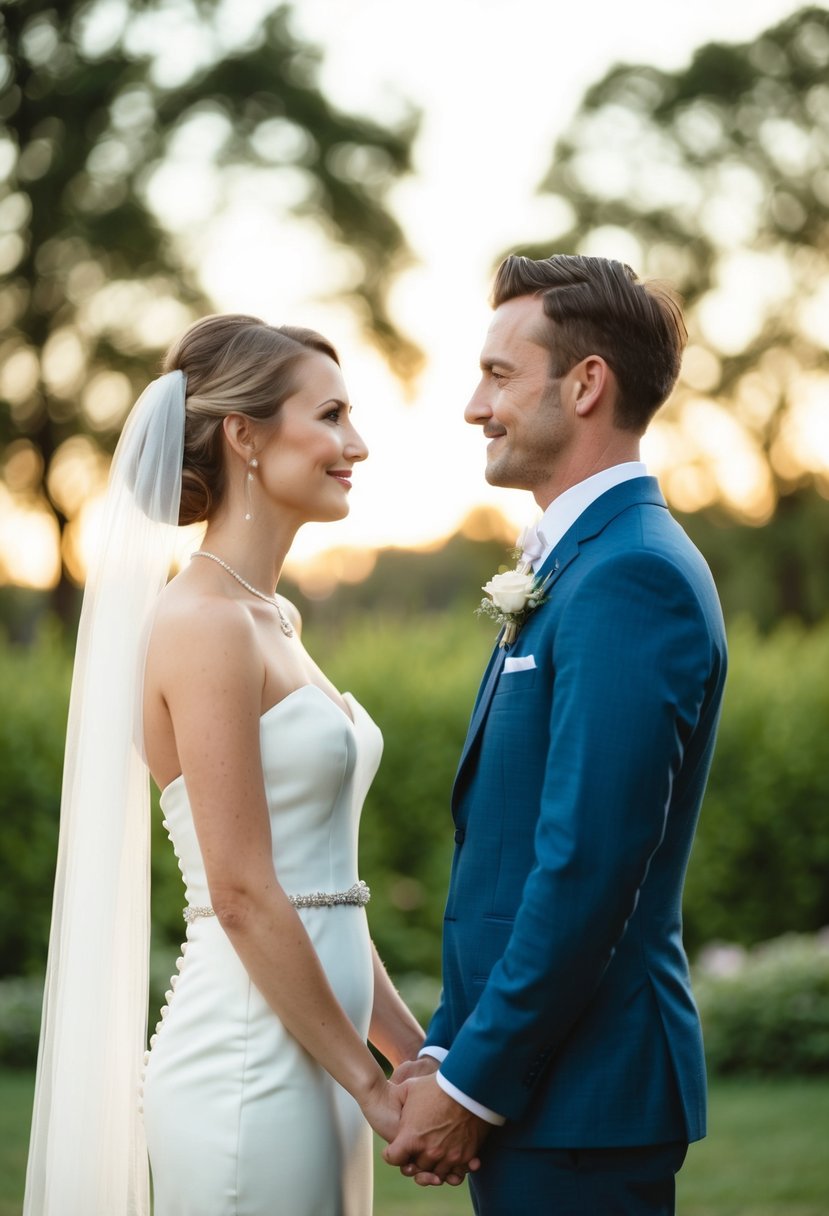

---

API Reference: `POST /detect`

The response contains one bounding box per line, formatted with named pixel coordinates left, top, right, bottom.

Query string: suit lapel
left=453, top=526, right=581, bottom=794
left=451, top=478, right=667, bottom=817
left=456, top=644, right=507, bottom=775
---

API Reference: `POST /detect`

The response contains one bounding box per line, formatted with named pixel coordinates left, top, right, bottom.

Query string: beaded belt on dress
left=183, top=880, right=371, bottom=923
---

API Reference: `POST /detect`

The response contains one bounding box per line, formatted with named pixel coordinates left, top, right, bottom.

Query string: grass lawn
left=676, top=1078, right=829, bottom=1216
left=4, top=1072, right=828, bottom=1215
left=0, top=1070, right=33, bottom=1216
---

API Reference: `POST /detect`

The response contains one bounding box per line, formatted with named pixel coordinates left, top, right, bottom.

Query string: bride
left=24, top=315, right=427, bottom=1215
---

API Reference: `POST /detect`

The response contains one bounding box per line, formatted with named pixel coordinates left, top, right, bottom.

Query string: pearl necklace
left=192, top=550, right=294, bottom=637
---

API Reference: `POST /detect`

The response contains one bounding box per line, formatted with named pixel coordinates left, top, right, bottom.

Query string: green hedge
left=683, top=618, right=829, bottom=953
left=0, top=627, right=70, bottom=977
left=5, top=931, right=828, bottom=1073
left=0, top=976, right=42, bottom=1068
left=2, top=614, right=829, bottom=988
left=695, top=933, right=829, bottom=1076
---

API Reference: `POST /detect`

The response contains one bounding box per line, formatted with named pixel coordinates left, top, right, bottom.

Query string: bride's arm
left=156, top=600, right=401, bottom=1141
left=368, top=942, right=425, bottom=1068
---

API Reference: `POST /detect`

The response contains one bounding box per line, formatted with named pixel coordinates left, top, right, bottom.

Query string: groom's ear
left=570, top=355, right=612, bottom=417
left=222, top=413, right=258, bottom=461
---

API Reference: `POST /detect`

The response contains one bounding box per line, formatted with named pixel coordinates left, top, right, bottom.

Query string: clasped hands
left=382, top=1056, right=487, bottom=1187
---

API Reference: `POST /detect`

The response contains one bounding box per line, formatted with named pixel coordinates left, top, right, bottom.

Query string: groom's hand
left=383, top=1074, right=487, bottom=1186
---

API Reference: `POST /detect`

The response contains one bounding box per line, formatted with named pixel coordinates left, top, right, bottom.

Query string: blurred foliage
left=285, top=492, right=829, bottom=636
left=2, top=490, right=828, bottom=645
left=683, top=616, right=829, bottom=951
left=0, top=0, right=419, bottom=617
left=518, top=6, right=829, bottom=520
left=695, top=933, right=829, bottom=1076
left=0, top=975, right=41, bottom=1067
left=676, top=487, right=829, bottom=630
left=0, top=623, right=70, bottom=976
left=283, top=523, right=515, bottom=627
left=5, top=930, right=829, bottom=1079
left=4, top=593, right=829, bottom=996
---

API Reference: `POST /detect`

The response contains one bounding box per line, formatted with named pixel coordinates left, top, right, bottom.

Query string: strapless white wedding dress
left=142, top=686, right=382, bottom=1216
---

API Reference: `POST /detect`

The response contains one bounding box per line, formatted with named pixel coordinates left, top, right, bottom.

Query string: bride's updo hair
left=163, top=314, right=339, bottom=526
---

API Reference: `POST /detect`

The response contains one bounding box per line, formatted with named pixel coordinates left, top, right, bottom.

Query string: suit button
left=454, top=828, right=465, bottom=845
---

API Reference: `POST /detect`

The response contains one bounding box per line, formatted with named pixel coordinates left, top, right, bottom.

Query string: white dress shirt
left=523, top=462, right=648, bottom=570
left=420, top=462, right=649, bottom=1125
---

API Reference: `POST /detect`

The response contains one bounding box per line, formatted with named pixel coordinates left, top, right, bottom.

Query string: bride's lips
left=327, top=469, right=353, bottom=488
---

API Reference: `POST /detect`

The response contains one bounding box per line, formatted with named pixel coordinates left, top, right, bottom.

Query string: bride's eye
left=324, top=405, right=344, bottom=423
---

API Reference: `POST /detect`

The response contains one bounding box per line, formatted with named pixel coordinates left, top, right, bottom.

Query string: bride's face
left=255, top=353, right=368, bottom=524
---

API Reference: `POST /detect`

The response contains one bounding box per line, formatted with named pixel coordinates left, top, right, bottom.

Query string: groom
left=386, top=254, right=727, bottom=1214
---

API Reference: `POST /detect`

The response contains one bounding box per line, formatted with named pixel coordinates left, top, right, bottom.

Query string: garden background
left=1, top=2, right=828, bottom=1212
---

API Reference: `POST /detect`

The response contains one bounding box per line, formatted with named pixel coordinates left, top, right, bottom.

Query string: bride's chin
left=309, top=502, right=350, bottom=524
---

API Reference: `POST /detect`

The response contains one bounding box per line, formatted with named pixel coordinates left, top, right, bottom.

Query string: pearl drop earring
left=244, top=457, right=258, bottom=521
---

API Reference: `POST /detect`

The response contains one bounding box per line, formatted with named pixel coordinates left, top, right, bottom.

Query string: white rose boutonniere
left=477, top=562, right=550, bottom=647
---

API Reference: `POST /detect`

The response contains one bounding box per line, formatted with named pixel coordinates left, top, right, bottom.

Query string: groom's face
left=465, top=295, right=572, bottom=499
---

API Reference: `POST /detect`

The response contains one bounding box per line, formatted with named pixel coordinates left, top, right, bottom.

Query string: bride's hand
left=360, top=1075, right=404, bottom=1143
left=390, top=1054, right=439, bottom=1085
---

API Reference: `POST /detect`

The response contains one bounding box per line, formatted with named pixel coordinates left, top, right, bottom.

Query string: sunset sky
left=4, top=0, right=819, bottom=591
left=175, top=0, right=811, bottom=573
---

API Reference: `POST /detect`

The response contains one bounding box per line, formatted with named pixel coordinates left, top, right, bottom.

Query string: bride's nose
left=345, top=424, right=369, bottom=462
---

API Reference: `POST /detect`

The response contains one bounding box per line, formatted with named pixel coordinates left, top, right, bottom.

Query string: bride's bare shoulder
left=149, top=569, right=257, bottom=655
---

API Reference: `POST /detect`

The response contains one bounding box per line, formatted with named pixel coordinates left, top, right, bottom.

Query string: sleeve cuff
left=435, top=1070, right=506, bottom=1126
left=418, top=1045, right=448, bottom=1063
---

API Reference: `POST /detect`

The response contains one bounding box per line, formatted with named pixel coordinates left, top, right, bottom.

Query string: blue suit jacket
left=425, top=478, right=727, bottom=1148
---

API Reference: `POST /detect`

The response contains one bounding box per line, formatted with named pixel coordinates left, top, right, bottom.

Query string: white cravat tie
left=517, top=523, right=547, bottom=571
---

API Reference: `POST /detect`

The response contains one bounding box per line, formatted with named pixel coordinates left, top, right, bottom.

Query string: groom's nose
left=464, top=377, right=492, bottom=425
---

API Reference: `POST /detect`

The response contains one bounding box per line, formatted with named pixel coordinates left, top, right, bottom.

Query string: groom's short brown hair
left=492, top=253, right=687, bottom=434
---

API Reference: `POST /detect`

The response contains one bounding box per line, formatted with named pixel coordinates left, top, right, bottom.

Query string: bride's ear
left=222, top=413, right=257, bottom=463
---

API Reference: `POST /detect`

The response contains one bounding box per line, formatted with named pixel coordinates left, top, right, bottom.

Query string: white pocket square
left=503, top=655, right=537, bottom=673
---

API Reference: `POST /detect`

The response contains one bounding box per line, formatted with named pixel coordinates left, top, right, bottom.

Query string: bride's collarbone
left=263, top=653, right=325, bottom=695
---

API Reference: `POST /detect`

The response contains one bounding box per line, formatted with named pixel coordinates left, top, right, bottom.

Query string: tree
left=516, top=6, right=829, bottom=528
left=0, top=0, right=419, bottom=621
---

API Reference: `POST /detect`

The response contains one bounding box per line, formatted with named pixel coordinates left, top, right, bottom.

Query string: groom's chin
left=485, top=463, right=520, bottom=490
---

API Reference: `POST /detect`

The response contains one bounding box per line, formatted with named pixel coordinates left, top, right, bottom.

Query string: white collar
left=523, top=462, right=648, bottom=570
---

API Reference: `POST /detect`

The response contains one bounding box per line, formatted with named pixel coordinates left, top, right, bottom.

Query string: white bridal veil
left=24, top=372, right=186, bottom=1216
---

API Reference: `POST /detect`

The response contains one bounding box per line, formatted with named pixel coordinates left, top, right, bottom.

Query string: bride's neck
left=199, top=518, right=295, bottom=593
